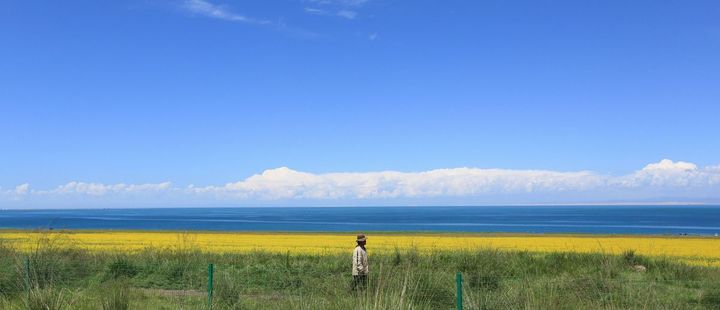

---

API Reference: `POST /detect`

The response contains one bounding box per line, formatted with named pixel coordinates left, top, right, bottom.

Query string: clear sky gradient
left=1, top=0, right=719, bottom=207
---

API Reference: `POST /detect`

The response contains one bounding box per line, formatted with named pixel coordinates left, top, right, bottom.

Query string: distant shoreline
left=1, top=228, right=717, bottom=239
left=3, top=203, right=720, bottom=211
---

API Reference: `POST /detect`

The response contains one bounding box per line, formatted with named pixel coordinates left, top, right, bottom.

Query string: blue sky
left=1, top=0, right=719, bottom=207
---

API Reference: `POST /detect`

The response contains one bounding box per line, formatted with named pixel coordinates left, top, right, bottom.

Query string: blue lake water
left=1, top=206, right=720, bottom=235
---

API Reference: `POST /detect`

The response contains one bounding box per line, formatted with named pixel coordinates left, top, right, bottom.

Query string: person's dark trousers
left=351, top=275, right=368, bottom=290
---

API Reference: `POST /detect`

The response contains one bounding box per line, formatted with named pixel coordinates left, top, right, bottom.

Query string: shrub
left=701, top=287, right=720, bottom=309
left=622, top=250, right=648, bottom=267
left=392, top=247, right=402, bottom=266
left=106, top=257, right=138, bottom=279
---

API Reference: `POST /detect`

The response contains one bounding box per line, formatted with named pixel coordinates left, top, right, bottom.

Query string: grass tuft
left=99, top=280, right=130, bottom=310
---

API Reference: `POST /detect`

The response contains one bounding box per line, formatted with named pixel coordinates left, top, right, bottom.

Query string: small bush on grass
left=106, top=257, right=138, bottom=279
left=623, top=250, right=639, bottom=265
left=392, top=247, right=402, bottom=266
left=701, top=287, right=720, bottom=309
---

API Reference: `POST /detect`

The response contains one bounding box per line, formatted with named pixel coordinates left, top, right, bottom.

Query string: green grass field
left=1, top=236, right=720, bottom=309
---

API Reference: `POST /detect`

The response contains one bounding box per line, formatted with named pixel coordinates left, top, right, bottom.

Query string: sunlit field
left=3, top=230, right=720, bottom=309
left=2, top=230, right=719, bottom=266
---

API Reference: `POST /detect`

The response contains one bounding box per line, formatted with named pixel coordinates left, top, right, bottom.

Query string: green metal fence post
left=207, top=263, right=214, bottom=309
left=456, top=272, right=463, bottom=310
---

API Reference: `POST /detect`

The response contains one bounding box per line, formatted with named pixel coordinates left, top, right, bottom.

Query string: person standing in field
left=351, top=234, right=369, bottom=290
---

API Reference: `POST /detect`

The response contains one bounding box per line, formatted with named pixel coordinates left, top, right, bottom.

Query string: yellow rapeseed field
left=2, top=230, right=719, bottom=266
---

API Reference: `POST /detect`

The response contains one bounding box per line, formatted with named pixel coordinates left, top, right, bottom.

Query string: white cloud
left=642, top=159, right=697, bottom=171
left=0, top=183, right=30, bottom=201
left=336, top=10, right=358, bottom=19
left=304, top=7, right=329, bottom=15
left=187, top=167, right=606, bottom=200
left=307, top=0, right=369, bottom=7
left=617, top=159, right=718, bottom=188
left=41, top=181, right=172, bottom=196
left=305, top=7, right=358, bottom=19
left=3, top=159, right=720, bottom=206
left=305, top=0, right=367, bottom=19
left=182, top=0, right=269, bottom=24
left=14, top=183, right=30, bottom=196
left=186, top=160, right=720, bottom=201
left=708, top=165, right=720, bottom=173
left=179, top=1, right=320, bottom=39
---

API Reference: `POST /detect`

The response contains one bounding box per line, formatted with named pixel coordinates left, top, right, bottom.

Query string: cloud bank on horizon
left=2, top=159, right=719, bottom=207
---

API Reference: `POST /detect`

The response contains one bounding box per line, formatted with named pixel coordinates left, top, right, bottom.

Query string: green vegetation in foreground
left=1, top=238, right=720, bottom=309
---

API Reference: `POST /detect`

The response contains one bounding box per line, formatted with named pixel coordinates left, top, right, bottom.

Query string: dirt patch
left=139, top=288, right=205, bottom=297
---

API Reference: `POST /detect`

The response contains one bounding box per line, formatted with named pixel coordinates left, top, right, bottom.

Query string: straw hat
left=356, top=234, right=367, bottom=242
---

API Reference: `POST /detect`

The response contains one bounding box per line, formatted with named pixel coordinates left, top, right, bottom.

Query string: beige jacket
left=352, top=246, right=368, bottom=275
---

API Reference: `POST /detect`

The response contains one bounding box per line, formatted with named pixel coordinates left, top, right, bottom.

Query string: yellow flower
left=2, top=231, right=719, bottom=266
